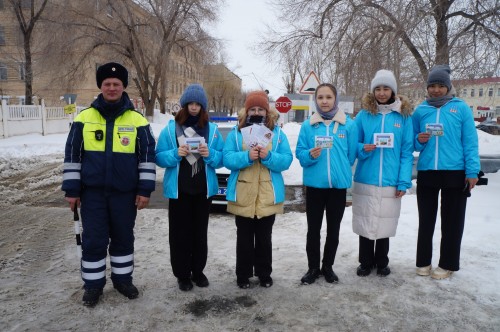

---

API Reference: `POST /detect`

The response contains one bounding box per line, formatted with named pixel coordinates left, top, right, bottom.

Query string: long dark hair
left=175, top=106, right=208, bottom=127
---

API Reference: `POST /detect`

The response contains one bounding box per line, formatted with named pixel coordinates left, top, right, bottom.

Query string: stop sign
left=275, top=96, right=292, bottom=113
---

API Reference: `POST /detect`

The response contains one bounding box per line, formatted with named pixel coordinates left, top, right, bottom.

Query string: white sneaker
left=416, top=265, right=432, bottom=276
left=431, top=267, right=453, bottom=280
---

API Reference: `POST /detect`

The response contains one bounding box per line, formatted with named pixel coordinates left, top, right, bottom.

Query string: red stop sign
left=275, top=96, right=292, bottom=113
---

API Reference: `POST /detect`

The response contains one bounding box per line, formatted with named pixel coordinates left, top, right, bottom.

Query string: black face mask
left=247, top=115, right=264, bottom=124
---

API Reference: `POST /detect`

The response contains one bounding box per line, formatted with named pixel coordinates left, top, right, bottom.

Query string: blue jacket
left=296, top=111, right=358, bottom=189
left=354, top=100, right=414, bottom=191
left=223, top=125, right=293, bottom=204
left=412, top=97, right=480, bottom=178
left=155, top=120, right=224, bottom=199
left=62, top=93, right=156, bottom=198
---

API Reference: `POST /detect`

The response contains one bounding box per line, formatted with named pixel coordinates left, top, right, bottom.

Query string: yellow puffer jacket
left=227, top=142, right=283, bottom=218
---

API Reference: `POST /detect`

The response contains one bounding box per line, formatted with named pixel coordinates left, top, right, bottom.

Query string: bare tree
left=57, top=0, right=220, bottom=118
left=263, top=0, right=499, bottom=92
left=8, top=0, right=49, bottom=105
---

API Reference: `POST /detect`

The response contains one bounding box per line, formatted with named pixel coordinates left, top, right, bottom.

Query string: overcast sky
left=208, top=0, right=286, bottom=100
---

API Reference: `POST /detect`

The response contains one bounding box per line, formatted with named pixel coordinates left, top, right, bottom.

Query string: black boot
left=192, top=273, right=209, bottom=287
left=113, top=281, right=139, bottom=299
left=259, top=276, right=273, bottom=288
left=177, top=278, right=193, bottom=291
left=377, top=266, right=391, bottom=277
left=237, top=277, right=250, bottom=289
left=82, top=288, right=103, bottom=307
left=301, top=268, right=320, bottom=285
left=321, top=266, right=339, bottom=283
left=356, top=264, right=373, bottom=277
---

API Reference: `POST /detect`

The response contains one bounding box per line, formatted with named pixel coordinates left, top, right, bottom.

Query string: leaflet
left=426, top=123, right=444, bottom=136
left=315, top=135, right=333, bottom=149
left=374, top=133, right=394, bottom=148
left=241, top=124, right=273, bottom=148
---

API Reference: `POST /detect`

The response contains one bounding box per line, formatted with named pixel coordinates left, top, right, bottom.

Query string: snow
left=0, top=111, right=499, bottom=331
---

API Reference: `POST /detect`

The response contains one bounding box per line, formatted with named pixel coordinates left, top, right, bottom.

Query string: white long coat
left=351, top=182, right=401, bottom=239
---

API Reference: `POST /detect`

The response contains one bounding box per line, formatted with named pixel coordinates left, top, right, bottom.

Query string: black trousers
left=235, top=215, right=275, bottom=279
left=358, top=236, right=389, bottom=268
left=416, top=182, right=468, bottom=271
left=305, top=186, right=346, bottom=269
left=168, top=192, right=211, bottom=279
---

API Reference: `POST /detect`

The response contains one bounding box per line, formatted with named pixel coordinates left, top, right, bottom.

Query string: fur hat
left=371, top=69, right=397, bottom=94
left=427, top=64, right=452, bottom=91
left=96, top=62, right=128, bottom=88
left=180, top=84, right=208, bottom=111
left=244, top=91, right=269, bottom=111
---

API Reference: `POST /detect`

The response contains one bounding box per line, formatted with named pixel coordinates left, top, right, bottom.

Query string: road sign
left=275, top=96, right=292, bottom=113
left=299, top=71, right=321, bottom=94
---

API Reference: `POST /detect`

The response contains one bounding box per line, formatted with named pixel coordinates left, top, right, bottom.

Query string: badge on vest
left=118, top=126, right=135, bottom=132
left=120, top=136, right=131, bottom=146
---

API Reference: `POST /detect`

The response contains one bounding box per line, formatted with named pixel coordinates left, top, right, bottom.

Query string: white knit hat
left=370, top=69, right=397, bottom=94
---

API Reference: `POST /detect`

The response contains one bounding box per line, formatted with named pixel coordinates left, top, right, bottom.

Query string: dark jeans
left=358, top=236, right=389, bottom=268
left=168, top=192, right=211, bottom=279
left=416, top=173, right=468, bottom=271
left=305, top=186, right=346, bottom=269
left=235, top=215, right=275, bottom=279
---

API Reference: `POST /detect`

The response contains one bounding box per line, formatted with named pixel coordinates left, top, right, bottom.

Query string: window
left=488, top=88, right=493, bottom=97
left=0, top=0, right=4, bottom=10
left=0, top=26, right=5, bottom=45
left=497, top=88, right=500, bottom=97
left=0, top=63, right=7, bottom=80
left=21, top=0, right=30, bottom=8
left=471, top=89, right=475, bottom=97
left=19, top=62, right=25, bottom=80
left=463, top=88, right=467, bottom=96
left=479, top=88, right=483, bottom=97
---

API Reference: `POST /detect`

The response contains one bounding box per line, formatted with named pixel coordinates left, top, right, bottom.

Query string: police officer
left=62, top=62, right=156, bottom=307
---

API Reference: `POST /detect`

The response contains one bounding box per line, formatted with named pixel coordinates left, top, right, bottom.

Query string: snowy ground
left=1, top=116, right=499, bottom=331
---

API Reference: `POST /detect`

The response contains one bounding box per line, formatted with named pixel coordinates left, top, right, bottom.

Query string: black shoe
left=259, top=276, right=273, bottom=288
left=113, top=281, right=139, bottom=299
left=177, top=278, right=193, bottom=291
left=321, top=266, right=339, bottom=283
left=82, top=288, right=103, bottom=307
left=192, top=273, right=209, bottom=287
left=301, top=268, right=320, bottom=285
left=377, top=266, right=391, bottom=277
left=237, top=277, right=250, bottom=289
left=356, top=264, right=373, bottom=277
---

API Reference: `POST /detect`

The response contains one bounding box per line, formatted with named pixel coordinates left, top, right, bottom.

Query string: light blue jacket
left=223, top=125, right=293, bottom=204
left=296, top=111, right=358, bottom=189
left=412, top=97, right=480, bottom=178
left=354, top=107, right=414, bottom=191
left=155, top=120, right=224, bottom=199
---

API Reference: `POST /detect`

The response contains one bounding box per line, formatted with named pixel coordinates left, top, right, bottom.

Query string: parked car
left=211, top=122, right=236, bottom=210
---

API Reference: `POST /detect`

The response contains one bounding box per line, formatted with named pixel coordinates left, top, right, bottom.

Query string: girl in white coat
left=352, top=70, right=414, bottom=277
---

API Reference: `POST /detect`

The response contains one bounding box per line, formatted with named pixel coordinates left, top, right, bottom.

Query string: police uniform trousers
left=80, top=188, right=136, bottom=290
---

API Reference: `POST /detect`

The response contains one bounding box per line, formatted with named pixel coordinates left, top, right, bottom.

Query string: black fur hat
left=96, top=62, right=128, bottom=88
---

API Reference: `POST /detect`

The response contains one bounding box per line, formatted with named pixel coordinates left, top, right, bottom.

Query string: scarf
left=176, top=116, right=208, bottom=177
left=426, top=95, right=453, bottom=108
left=377, top=98, right=402, bottom=115
left=315, top=100, right=339, bottom=120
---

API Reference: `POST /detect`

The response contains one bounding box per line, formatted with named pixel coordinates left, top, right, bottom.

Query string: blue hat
left=427, top=65, right=452, bottom=91
left=96, top=62, right=128, bottom=88
left=180, top=84, right=208, bottom=111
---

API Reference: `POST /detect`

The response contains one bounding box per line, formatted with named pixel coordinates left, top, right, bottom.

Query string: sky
left=208, top=0, right=287, bottom=100
left=1, top=113, right=500, bottom=330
